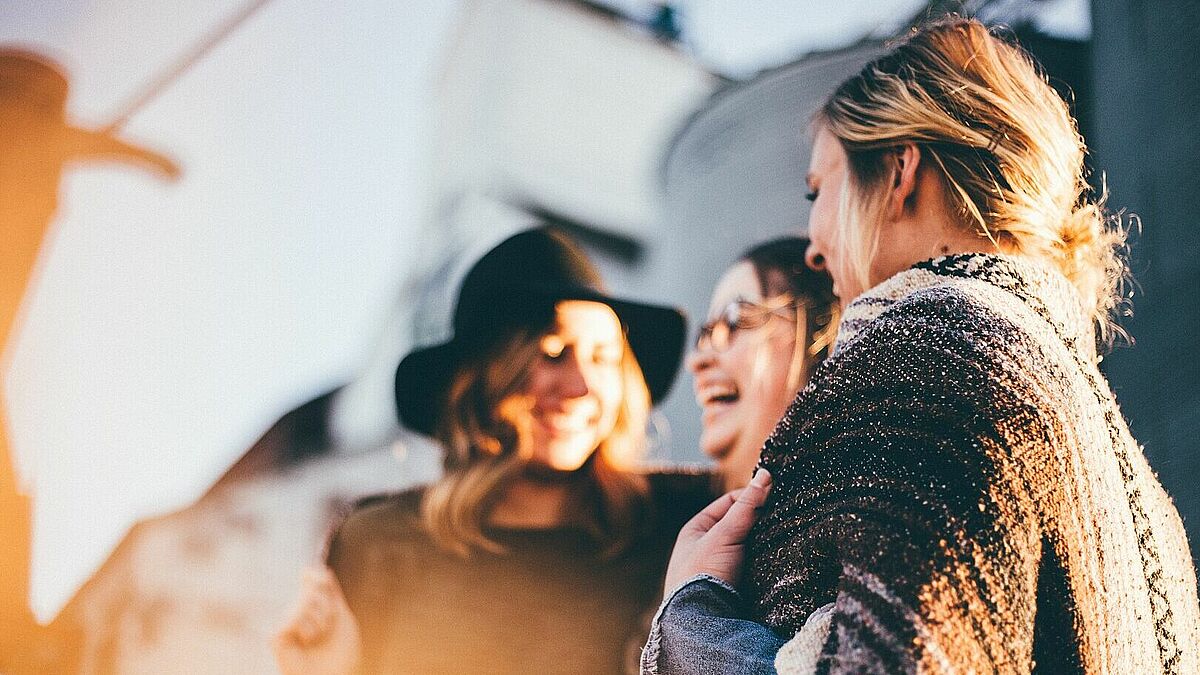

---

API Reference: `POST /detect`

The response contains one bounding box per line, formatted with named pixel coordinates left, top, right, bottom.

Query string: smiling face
left=687, top=262, right=805, bottom=490
left=519, top=300, right=626, bottom=472
left=804, top=125, right=861, bottom=304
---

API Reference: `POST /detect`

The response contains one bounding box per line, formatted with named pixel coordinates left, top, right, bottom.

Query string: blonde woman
left=647, top=17, right=1200, bottom=674
left=275, top=228, right=714, bottom=674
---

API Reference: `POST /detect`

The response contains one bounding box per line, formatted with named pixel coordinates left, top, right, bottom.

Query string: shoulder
left=330, top=485, right=429, bottom=556
left=839, top=257, right=1067, bottom=368
left=832, top=281, right=1024, bottom=384
left=873, top=282, right=1009, bottom=344
left=778, top=279, right=1038, bottom=458
left=349, top=484, right=425, bottom=516
left=326, top=487, right=437, bottom=614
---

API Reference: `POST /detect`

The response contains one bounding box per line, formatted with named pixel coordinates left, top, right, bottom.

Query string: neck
left=931, top=226, right=998, bottom=259
left=884, top=163, right=1000, bottom=277
left=487, top=473, right=580, bottom=529
left=880, top=216, right=998, bottom=286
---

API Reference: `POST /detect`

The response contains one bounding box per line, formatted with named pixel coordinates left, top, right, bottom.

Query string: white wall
left=1, top=0, right=465, bottom=622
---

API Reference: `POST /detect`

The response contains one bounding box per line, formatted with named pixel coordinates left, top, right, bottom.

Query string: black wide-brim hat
left=395, top=227, right=687, bottom=436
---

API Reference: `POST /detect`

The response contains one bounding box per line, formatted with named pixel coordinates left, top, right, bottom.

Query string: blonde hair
left=817, top=16, right=1128, bottom=345
left=421, top=322, right=651, bottom=557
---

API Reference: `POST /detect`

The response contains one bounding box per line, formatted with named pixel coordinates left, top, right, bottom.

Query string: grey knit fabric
left=751, top=254, right=1200, bottom=673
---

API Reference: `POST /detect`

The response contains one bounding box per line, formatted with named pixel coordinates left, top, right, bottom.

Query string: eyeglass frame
left=694, top=296, right=806, bottom=354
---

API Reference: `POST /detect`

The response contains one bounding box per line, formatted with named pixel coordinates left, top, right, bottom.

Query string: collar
left=833, top=253, right=1092, bottom=359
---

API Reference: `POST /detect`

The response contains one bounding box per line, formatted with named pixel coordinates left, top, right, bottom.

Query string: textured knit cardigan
left=749, top=254, right=1200, bottom=673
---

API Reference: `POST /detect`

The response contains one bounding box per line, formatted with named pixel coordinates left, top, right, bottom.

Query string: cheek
left=592, top=372, right=625, bottom=422
left=811, top=204, right=837, bottom=251
left=766, top=337, right=801, bottom=401
left=524, top=360, right=550, bottom=397
left=720, top=341, right=772, bottom=411
left=748, top=338, right=792, bottom=392
left=715, top=342, right=753, bottom=382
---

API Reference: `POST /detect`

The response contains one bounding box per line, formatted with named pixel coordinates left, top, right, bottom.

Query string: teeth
left=537, top=413, right=592, bottom=432
left=696, top=384, right=739, bottom=406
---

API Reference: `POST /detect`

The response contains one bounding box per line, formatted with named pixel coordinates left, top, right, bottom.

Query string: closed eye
left=593, top=350, right=621, bottom=366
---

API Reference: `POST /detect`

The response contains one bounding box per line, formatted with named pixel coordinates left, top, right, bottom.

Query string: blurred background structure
left=0, top=0, right=1196, bottom=672
left=1090, top=0, right=1200, bottom=572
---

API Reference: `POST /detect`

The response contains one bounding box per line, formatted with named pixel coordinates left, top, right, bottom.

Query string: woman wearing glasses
left=689, top=238, right=837, bottom=493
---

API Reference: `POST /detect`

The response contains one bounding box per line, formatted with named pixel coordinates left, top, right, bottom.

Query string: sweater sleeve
left=749, top=291, right=1046, bottom=672
left=325, top=496, right=420, bottom=675
left=324, top=509, right=377, bottom=675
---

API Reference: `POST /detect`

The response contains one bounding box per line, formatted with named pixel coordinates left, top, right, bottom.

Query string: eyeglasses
left=695, top=297, right=802, bottom=353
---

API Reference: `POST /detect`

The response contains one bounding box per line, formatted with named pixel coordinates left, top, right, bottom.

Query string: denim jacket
left=639, top=574, right=786, bottom=675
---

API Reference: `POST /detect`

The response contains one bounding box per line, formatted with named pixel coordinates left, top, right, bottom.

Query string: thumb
left=711, top=468, right=772, bottom=541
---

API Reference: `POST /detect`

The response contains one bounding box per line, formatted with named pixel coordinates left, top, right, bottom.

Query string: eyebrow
left=551, top=330, right=623, bottom=345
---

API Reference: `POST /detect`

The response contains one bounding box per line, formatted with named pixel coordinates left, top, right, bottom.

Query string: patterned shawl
left=751, top=254, right=1200, bottom=673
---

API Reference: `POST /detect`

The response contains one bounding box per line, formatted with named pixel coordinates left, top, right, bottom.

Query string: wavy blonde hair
left=817, top=16, right=1128, bottom=346
left=421, top=320, right=651, bottom=558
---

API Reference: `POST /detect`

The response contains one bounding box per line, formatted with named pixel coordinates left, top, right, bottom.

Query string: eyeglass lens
left=696, top=298, right=803, bottom=352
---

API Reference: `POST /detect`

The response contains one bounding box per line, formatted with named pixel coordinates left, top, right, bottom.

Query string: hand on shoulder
left=663, top=469, right=772, bottom=594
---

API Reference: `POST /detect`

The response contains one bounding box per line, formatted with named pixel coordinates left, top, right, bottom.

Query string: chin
left=544, top=459, right=590, bottom=472
left=700, top=425, right=738, bottom=459
left=541, top=442, right=598, bottom=472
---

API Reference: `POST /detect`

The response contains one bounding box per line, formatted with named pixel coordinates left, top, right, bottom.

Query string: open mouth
left=697, top=384, right=740, bottom=407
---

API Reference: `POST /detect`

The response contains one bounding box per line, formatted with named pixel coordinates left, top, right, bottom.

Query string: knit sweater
left=750, top=254, right=1200, bottom=673
left=328, top=471, right=716, bottom=674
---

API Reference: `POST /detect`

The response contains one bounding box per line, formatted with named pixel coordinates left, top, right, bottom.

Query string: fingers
left=738, top=467, right=772, bottom=508
left=711, top=469, right=772, bottom=541
left=277, top=565, right=340, bottom=648
left=682, top=489, right=741, bottom=535
left=663, top=470, right=775, bottom=592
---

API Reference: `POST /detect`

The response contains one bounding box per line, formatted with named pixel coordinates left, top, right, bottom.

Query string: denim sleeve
left=640, top=574, right=786, bottom=675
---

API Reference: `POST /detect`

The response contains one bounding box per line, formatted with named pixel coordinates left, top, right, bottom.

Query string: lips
left=695, top=383, right=740, bottom=407
left=533, top=410, right=595, bottom=435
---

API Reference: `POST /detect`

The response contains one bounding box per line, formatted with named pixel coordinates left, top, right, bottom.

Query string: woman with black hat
left=274, top=227, right=715, bottom=674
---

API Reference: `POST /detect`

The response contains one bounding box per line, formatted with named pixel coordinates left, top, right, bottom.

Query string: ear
left=886, top=142, right=921, bottom=222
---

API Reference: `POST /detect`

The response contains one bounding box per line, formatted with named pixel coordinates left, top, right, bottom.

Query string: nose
left=686, top=344, right=716, bottom=375
left=557, top=354, right=591, bottom=399
left=805, top=242, right=826, bottom=272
